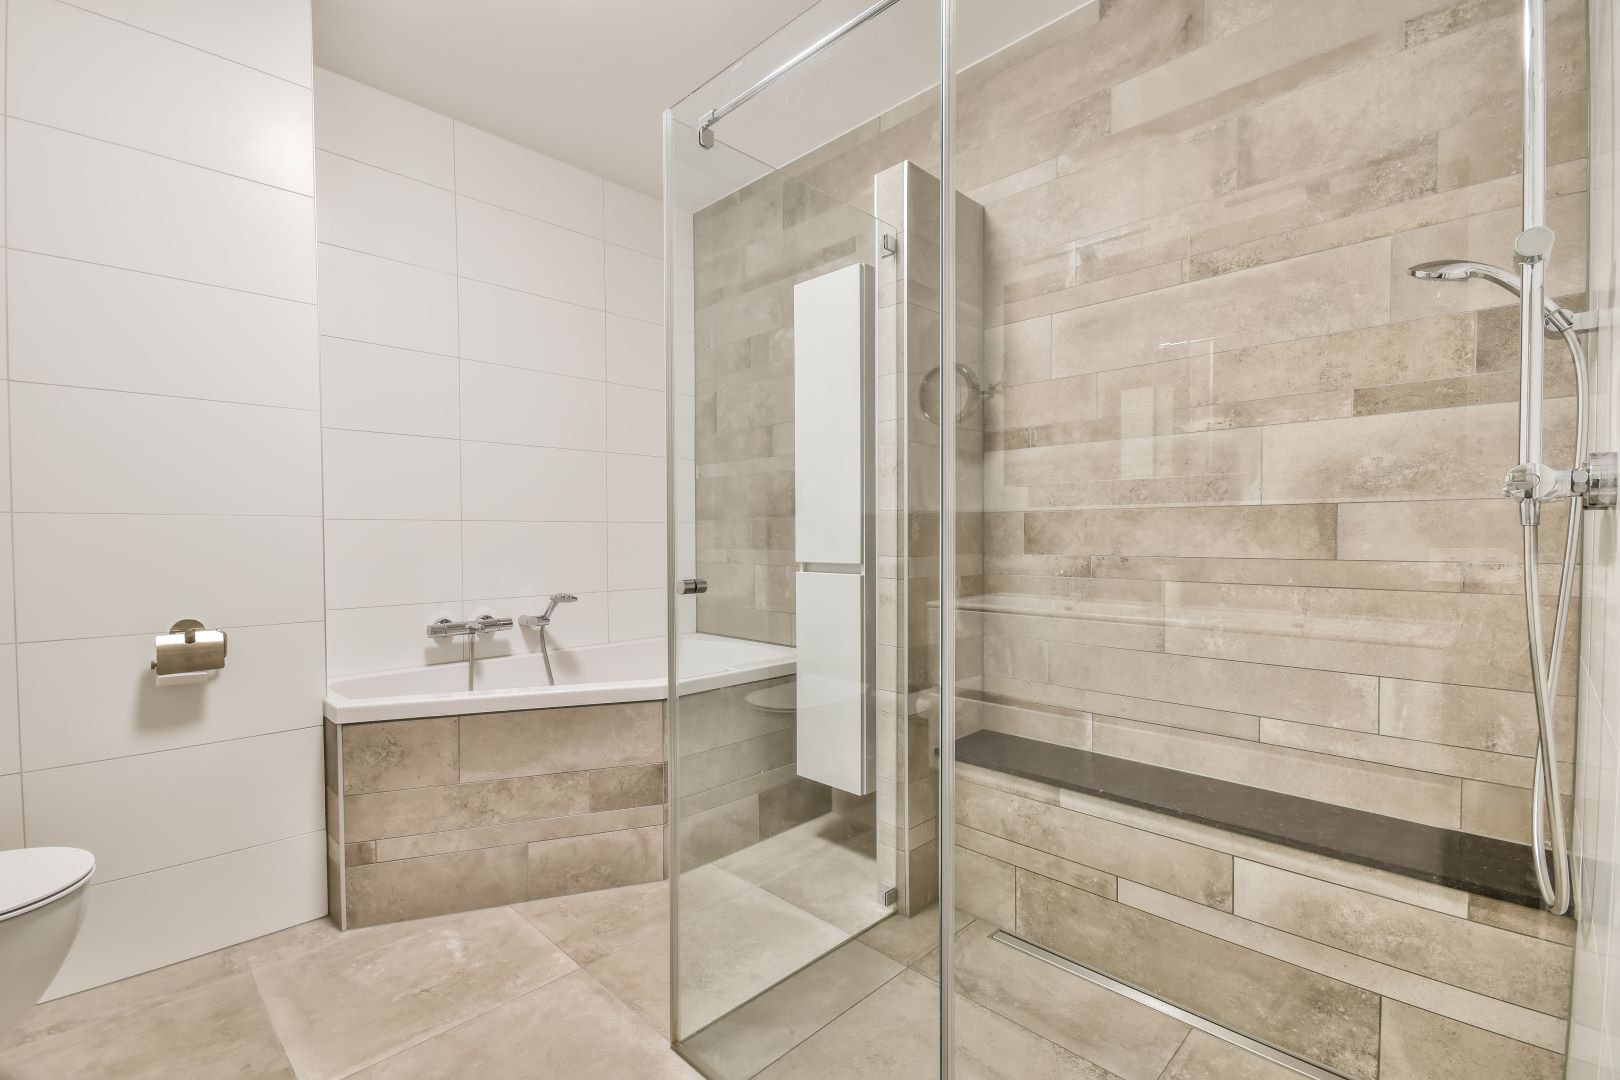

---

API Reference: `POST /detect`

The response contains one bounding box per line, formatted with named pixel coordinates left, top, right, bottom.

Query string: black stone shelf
left=956, top=728, right=1553, bottom=910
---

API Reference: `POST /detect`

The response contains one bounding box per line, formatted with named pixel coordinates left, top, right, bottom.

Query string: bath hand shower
left=1408, top=259, right=1614, bottom=915
left=520, top=594, right=578, bottom=686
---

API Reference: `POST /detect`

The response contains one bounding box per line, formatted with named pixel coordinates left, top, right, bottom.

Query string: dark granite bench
left=956, top=728, right=1548, bottom=909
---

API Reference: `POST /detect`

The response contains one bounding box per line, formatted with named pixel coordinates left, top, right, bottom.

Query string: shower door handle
left=677, top=578, right=708, bottom=595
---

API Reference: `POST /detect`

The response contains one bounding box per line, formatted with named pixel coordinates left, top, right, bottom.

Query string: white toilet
left=0, top=847, right=94, bottom=1040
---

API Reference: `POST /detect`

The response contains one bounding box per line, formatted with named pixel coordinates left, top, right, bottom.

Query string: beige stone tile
left=1380, top=679, right=1575, bottom=762
left=1050, top=238, right=1390, bottom=377
left=1054, top=785, right=1470, bottom=916
left=1198, top=315, right=1473, bottom=406
left=1046, top=641, right=1379, bottom=732
left=351, top=970, right=699, bottom=1080
left=679, top=793, right=762, bottom=870
left=712, top=812, right=865, bottom=885
left=373, top=803, right=664, bottom=861
left=0, top=974, right=292, bottom=1080
left=680, top=729, right=794, bottom=798
left=856, top=905, right=953, bottom=966
left=957, top=823, right=1118, bottom=901
left=347, top=844, right=529, bottom=928
left=342, top=717, right=458, bottom=795
left=1091, top=553, right=1466, bottom=593
left=1260, top=716, right=1545, bottom=787
left=1023, top=504, right=1336, bottom=559
left=1239, top=0, right=1583, bottom=185
left=681, top=941, right=902, bottom=1079
left=673, top=883, right=850, bottom=1036
left=1339, top=496, right=1571, bottom=566
left=515, top=880, right=667, bottom=965
left=1379, top=999, right=1565, bottom=1080
left=252, top=906, right=575, bottom=1079
left=1233, top=860, right=1570, bottom=1015
left=1090, top=715, right=1462, bottom=828
left=1, top=945, right=247, bottom=1052
left=758, top=829, right=891, bottom=935
left=984, top=677, right=1261, bottom=742
left=954, top=921, right=1188, bottom=1080
left=953, top=846, right=1015, bottom=927
left=1166, top=580, right=1559, bottom=694
left=957, top=778, right=1233, bottom=909
left=586, top=924, right=672, bottom=1038
left=1158, top=1031, right=1301, bottom=1080
left=1467, top=894, right=1577, bottom=946
left=999, top=429, right=1261, bottom=494
left=997, top=374, right=1096, bottom=429
left=958, top=0, right=1202, bottom=151
left=343, top=762, right=665, bottom=841
left=457, top=702, right=663, bottom=782
left=1015, top=871, right=1380, bottom=1080
left=1121, top=878, right=1568, bottom=1053
left=757, top=968, right=1111, bottom=1080
left=528, top=824, right=664, bottom=901
left=1460, top=778, right=1572, bottom=844
left=1262, top=401, right=1570, bottom=504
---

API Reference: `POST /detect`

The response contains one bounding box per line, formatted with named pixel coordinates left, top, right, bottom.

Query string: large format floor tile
left=251, top=905, right=576, bottom=1078
left=351, top=970, right=700, bottom=1079
left=0, top=973, right=293, bottom=1080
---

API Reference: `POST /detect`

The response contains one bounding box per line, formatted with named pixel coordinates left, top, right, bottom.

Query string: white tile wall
left=315, top=70, right=667, bottom=674
left=4, top=0, right=326, bottom=996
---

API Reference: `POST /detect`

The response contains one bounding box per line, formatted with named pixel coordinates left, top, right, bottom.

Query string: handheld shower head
left=542, top=593, right=578, bottom=619
left=1408, top=259, right=1523, bottom=292
left=1407, top=259, right=1575, bottom=331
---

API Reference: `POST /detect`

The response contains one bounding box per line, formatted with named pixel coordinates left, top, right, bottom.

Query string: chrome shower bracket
left=1578, top=451, right=1618, bottom=509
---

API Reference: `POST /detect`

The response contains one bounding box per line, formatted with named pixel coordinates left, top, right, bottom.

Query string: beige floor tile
left=252, top=906, right=576, bottom=1079
left=856, top=905, right=959, bottom=966
left=713, top=813, right=866, bottom=886
left=0, top=974, right=292, bottom=1080
left=1, top=944, right=248, bottom=1052
left=515, top=879, right=668, bottom=964
left=952, top=922, right=1188, bottom=1080
left=1158, top=1031, right=1301, bottom=1079
left=588, top=923, right=673, bottom=1038
left=673, top=882, right=851, bottom=1037
left=350, top=970, right=699, bottom=1079
left=758, top=828, right=893, bottom=935
left=757, top=968, right=1115, bottom=1080
left=682, top=940, right=903, bottom=1079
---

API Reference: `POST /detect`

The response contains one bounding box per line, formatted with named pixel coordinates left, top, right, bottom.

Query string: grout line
left=6, top=245, right=318, bottom=306
left=52, top=0, right=314, bottom=90
left=8, top=115, right=316, bottom=199
left=21, top=722, right=326, bottom=780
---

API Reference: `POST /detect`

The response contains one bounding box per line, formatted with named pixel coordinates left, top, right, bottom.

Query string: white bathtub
left=323, top=633, right=796, bottom=725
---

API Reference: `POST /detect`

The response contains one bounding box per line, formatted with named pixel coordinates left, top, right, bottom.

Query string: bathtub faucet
left=426, top=614, right=512, bottom=639
left=519, top=594, right=578, bottom=629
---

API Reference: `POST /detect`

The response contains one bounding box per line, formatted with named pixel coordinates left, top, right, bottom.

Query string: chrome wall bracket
left=881, top=233, right=899, bottom=258
left=1578, top=451, right=1618, bottom=509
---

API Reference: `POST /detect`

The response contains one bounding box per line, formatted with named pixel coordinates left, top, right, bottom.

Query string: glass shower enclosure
left=666, top=1, right=1620, bottom=1077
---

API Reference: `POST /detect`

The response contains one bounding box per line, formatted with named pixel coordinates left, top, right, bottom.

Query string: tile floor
left=0, top=809, right=1288, bottom=1080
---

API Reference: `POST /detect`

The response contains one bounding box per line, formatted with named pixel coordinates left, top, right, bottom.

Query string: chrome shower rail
left=695, top=0, right=902, bottom=147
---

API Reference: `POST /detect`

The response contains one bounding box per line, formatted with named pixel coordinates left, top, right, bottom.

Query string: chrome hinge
left=677, top=578, right=709, bottom=595
left=881, top=233, right=899, bottom=258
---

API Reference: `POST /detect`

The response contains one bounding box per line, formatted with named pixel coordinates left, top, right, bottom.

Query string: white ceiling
left=312, top=0, right=819, bottom=196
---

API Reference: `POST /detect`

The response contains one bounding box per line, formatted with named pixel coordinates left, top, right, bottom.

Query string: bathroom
left=2, top=0, right=1620, bottom=1076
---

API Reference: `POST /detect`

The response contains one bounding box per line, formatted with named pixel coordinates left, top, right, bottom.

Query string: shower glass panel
left=944, top=1, right=1589, bottom=1078
left=663, top=111, right=942, bottom=1071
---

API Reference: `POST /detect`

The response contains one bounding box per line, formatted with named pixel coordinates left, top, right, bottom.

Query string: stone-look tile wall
left=730, top=0, right=1588, bottom=850
left=955, top=759, right=1574, bottom=1079
left=675, top=676, right=833, bottom=870
left=960, top=0, right=1590, bottom=850
left=326, top=702, right=666, bottom=928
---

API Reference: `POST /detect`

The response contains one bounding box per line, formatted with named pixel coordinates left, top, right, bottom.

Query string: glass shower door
left=664, top=113, right=935, bottom=1073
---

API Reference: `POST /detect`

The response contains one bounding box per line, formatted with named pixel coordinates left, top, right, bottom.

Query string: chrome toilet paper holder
left=151, top=619, right=228, bottom=683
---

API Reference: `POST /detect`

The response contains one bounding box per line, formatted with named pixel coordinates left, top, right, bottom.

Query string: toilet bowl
left=0, top=847, right=94, bottom=1041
